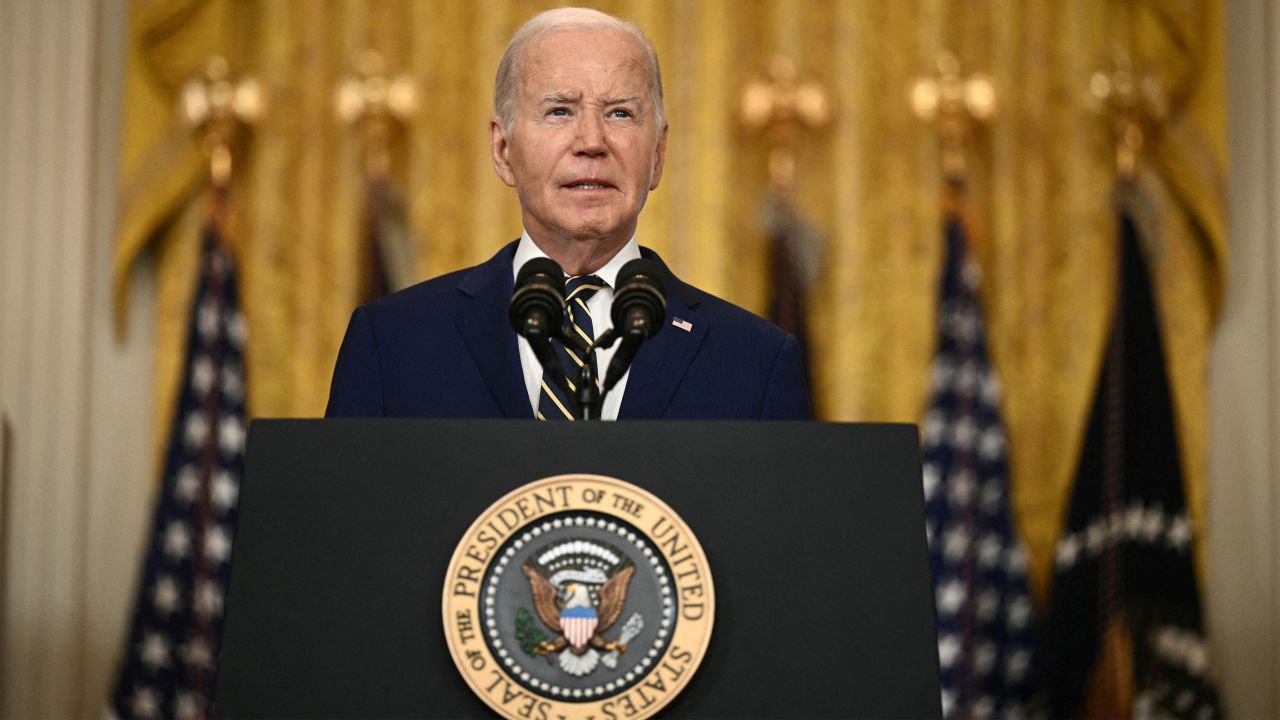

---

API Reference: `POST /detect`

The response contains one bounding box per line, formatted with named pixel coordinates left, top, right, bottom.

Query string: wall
left=1207, top=1, right=1280, bottom=717
left=0, top=1, right=155, bottom=716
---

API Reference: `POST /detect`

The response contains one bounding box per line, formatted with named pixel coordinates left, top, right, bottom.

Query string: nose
left=574, top=112, right=606, bottom=157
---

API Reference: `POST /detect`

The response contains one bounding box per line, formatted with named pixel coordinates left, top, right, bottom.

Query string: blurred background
left=0, top=0, right=1275, bottom=717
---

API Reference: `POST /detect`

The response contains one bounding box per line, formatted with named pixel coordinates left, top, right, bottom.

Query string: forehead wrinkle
left=522, top=48, right=654, bottom=99
left=619, top=55, right=653, bottom=83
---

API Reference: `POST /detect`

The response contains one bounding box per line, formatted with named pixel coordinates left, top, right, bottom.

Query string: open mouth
left=563, top=179, right=615, bottom=191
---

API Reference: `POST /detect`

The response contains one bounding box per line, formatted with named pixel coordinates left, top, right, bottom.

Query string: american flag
left=921, top=214, right=1038, bottom=719
left=111, top=215, right=246, bottom=719
left=763, top=195, right=820, bottom=403
left=1044, top=210, right=1222, bottom=719
left=360, top=176, right=416, bottom=302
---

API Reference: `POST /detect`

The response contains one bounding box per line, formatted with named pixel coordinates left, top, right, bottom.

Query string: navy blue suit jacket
left=326, top=242, right=811, bottom=420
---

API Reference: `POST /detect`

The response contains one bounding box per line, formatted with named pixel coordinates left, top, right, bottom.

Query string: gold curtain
left=114, top=0, right=1225, bottom=603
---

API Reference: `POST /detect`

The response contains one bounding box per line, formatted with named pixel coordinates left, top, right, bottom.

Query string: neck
left=527, top=229, right=632, bottom=276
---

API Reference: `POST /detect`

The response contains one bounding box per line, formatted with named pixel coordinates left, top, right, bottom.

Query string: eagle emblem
left=521, top=547, right=639, bottom=677
left=443, top=478, right=715, bottom=719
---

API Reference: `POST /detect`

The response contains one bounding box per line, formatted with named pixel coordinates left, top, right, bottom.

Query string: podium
left=213, top=420, right=941, bottom=718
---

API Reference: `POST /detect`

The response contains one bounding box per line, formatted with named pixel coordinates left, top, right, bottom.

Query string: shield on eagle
left=561, top=606, right=598, bottom=649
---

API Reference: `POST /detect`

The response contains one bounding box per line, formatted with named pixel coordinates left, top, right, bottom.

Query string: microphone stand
left=568, top=328, right=623, bottom=421
left=575, top=358, right=603, bottom=420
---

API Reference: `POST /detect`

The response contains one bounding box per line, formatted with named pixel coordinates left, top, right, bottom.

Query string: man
left=326, top=7, right=810, bottom=420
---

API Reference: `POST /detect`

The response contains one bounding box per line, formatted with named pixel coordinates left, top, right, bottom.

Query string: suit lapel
left=454, top=242, right=532, bottom=418
left=618, top=250, right=706, bottom=419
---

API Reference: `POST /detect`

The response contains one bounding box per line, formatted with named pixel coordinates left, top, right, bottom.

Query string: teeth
left=570, top=183, right=606, bottom=189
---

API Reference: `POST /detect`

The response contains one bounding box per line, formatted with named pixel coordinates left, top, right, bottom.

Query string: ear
left=489, top=116, right=517, bottom=188
left=649, top=121, right=669, bottom=191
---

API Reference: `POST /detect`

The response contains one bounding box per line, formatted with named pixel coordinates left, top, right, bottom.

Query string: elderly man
left=326, top=7, right=810, bottom=420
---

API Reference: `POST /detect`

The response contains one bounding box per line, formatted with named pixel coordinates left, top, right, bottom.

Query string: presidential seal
left=443, top=474, right=714, bottom=720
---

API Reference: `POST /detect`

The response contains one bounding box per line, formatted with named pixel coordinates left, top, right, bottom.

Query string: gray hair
left=493, top=7, right=665, bottom=134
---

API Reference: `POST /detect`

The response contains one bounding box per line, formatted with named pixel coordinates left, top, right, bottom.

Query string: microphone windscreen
left=611, top=258, right=666, bottom=336
left=515, top=257, right=565, bottom=289
left=510, top=257, right=566, bottom=336
left=615, top=258, right=664, bottom=294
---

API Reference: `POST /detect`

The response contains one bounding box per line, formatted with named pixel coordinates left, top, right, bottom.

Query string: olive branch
left=515, top=607, right=547, bottom=655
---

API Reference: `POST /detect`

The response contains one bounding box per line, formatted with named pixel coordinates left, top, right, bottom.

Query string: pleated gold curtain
left=114, top=0, right=1225, bottom=603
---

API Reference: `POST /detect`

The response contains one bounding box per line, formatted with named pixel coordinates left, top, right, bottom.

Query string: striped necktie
left=537, top=274, right=605, bottom=421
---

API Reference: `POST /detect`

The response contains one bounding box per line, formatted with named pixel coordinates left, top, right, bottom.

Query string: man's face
left=490, top=28, right=667, bottom=250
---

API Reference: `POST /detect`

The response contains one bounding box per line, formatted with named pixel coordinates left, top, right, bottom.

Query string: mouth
left=562, top=179, right=615, bottom=191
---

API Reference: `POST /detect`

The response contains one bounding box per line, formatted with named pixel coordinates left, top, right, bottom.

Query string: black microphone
left=603, top=258, right=666, bottom=392
left=510, top=257, right=566, bottom=385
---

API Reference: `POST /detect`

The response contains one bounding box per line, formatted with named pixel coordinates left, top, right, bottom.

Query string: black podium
left=213, top=420, right=940, bottom=718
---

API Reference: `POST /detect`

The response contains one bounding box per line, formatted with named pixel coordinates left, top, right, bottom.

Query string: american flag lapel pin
left=671, top=317, right=693, bottom=332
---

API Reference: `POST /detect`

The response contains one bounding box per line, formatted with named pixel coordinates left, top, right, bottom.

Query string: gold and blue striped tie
left=537, top=274, right=604, bottom=421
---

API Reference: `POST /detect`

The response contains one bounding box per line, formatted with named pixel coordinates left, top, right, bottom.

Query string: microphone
left=510, top=257, right=566, bottom=384
left=603, top=258, right=666, bottom=392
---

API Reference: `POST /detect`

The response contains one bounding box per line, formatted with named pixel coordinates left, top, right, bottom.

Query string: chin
left=566, top=227, right=618, bottom=243
left=564, top=217, right=624, bottom=241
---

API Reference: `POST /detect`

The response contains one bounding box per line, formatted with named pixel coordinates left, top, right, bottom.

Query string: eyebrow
left=540, top=93, right=579, bottom=105
left=538, top=93, right=643, bottom=106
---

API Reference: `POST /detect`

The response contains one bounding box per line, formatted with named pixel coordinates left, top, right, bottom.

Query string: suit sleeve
left=325, top=307, right=386, bottom=417
left=761, top=333, right=813, bottom=420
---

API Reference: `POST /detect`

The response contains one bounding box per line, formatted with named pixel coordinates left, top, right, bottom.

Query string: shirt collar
left=511, top=230, right=641, bottom=289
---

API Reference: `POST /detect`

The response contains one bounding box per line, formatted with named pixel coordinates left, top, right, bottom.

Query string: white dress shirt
left=512, top=231, right=641, bottom=420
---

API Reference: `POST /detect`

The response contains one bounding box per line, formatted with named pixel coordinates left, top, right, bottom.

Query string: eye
left=547, top=107, right=570, bottom=117
left=609, top=108, right=634, bottom=119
